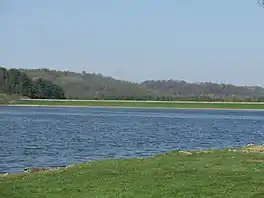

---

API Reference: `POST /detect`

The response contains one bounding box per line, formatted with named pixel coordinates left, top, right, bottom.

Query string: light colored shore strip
left=19, top=99, right=264, bottom=104
left=4, top=104, right=264, bottom=111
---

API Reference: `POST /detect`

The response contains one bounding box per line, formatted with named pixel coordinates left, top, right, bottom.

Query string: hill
left=141, top=80, right=264, bottom=101
left=2, top=68, right=263, bottom=101
left=22, top=69, right=157, bottom=99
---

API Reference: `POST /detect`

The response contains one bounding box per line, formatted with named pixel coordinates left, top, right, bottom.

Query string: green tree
left=0, top=67, right=66, bottom=99
left=32, top=78, right=65, bottom=99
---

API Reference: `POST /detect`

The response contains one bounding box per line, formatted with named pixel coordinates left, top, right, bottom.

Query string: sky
left=1, top=0, right=264, bottom=85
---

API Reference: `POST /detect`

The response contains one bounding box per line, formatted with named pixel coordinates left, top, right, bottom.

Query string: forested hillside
left=0, top=67, right=65, bottom=100
left=141, top=80, right=264, bottom=101
left=2, top=67, right=264, bottom=101
left=23, top=69, right=157, bottom=99
left=22, top=68, right=264, bottom=101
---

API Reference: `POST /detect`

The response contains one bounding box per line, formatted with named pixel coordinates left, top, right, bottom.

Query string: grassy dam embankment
left=9, top=99, right=264, bottom=110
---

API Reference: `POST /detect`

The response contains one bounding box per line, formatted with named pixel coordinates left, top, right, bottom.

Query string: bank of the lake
left=1, top=146, right=264, bottom=198
left=11, top=99, right=264, bottom=110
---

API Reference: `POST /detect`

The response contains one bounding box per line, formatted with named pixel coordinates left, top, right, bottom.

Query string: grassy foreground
left=11, top=99, right=264, bottom=109
left=2, top=146, right=264, bottom=197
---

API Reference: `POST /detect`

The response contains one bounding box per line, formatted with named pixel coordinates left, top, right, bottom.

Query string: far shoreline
left=3, top=104, right=264, bottom=112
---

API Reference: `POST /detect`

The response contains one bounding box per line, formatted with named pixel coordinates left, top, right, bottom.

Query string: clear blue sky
left=1, top=0, right=264, bottom=85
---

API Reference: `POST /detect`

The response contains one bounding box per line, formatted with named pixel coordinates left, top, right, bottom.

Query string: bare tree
left=258, top=0, right=264, bottom=7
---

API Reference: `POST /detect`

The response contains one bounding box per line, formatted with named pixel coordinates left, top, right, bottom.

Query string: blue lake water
left=1, top=106, right=264, bottom=173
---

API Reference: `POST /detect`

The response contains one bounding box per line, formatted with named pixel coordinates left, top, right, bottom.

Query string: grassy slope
left=14, top=99, right=264, bottom=109
left=1, top=147, right=264, bottom=197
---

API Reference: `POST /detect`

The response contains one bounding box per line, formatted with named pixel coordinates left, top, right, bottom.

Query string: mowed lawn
left=1, top=147, right=264, bottom=198
left=13, top=99, right=264, bottom=109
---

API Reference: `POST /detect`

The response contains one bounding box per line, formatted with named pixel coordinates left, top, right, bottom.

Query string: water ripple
left=1, top=107, right=264, bottom=173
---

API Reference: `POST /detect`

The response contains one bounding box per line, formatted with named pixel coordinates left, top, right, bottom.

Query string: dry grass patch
left=178, top=151, right=193, bottom=155
left=242, top=145, right=264, bottom=153
left=247, top=159, right=264, bottom=163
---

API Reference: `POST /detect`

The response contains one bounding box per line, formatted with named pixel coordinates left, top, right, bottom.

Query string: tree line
left=22, top=68, right=264, bottom=102
left=2, top=67, right=264, bottom=102
left=0, top=67, right=65, bottom=99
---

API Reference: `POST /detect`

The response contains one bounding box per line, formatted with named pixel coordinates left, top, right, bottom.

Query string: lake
left=1, top=106, right=264, bottom=173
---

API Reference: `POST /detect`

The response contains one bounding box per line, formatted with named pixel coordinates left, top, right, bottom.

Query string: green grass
left=2, top=147, right=264, bottom=197
left=12, top=99, right=264, bottom=109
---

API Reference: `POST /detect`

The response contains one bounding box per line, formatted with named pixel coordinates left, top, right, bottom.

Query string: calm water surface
left=1, top=106, right=264, bottom=173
